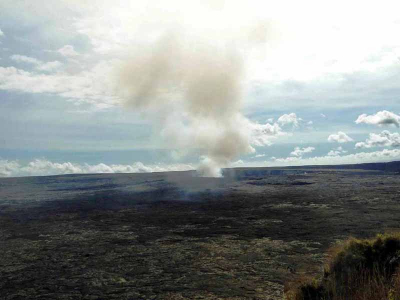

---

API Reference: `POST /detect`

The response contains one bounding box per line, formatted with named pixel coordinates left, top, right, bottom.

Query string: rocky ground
left=0, top=167, right=400, bottom=299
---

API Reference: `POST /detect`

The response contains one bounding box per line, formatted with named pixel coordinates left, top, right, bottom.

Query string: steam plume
left=116, top=4, right=270, bottom=176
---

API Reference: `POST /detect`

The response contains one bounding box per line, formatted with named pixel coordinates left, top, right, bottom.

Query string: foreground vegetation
left=285, top=232, right=400, bottom=300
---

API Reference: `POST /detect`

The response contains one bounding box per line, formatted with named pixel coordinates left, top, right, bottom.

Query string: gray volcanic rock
left=1, top=164, right=400, bottom=299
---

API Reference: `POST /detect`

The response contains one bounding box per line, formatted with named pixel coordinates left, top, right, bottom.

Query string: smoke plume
left=116, top=3, right=272, bottom=176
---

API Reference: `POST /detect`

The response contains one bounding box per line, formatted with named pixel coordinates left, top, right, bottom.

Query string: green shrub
left=285, top=232, right=400, bottom=300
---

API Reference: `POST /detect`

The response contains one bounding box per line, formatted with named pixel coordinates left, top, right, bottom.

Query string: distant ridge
left=229, top=161, right=400, bottom=178
left=284, top=160, right=400, bottom=172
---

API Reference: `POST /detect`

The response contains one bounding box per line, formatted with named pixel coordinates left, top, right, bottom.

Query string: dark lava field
left=1, top=162, right=400, bottom=300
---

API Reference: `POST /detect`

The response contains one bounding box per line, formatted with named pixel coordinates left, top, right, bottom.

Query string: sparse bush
left=285, top=232, right=400, bottom=300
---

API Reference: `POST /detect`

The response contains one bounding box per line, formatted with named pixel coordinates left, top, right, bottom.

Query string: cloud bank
left=10, top=55, right=62, bottom=72
left=11, top=55, right=41, bottom=65
left=355, top=130, right=400, bottom=149
left=2, top=148, right=400, bottom=178
left=270, top=148, right=400, bottom=167
left=0, top=63, right=117, bottom=107
left=0, top=159, right=193, bottom=178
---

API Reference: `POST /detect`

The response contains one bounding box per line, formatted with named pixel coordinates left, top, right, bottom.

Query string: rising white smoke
left=116, top=2, right=274, bottom=176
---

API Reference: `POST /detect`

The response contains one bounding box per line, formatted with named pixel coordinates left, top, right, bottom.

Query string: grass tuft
left=285, top=232, right=400, bottom=300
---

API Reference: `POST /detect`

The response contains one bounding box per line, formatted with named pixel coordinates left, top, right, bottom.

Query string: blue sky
left=1, top=0, right=400, bottom=177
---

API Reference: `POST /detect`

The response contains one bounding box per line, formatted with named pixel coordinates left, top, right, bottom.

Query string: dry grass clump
left=285, top=232, right=400, bottom=300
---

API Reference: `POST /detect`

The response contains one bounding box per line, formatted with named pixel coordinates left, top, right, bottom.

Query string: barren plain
left=1, top=163, right=400, bottom=299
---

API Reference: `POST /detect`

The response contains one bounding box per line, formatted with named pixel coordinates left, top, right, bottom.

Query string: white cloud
left=0, top=62, right=118, bottom=109
left=327, top=131, right=353, bottom=143
left=0, top=28, right=4, bottom=37
left=355, top=110, right=400, bottom=127
left=36, top=61, right=63, bottom=71
left=355, top=130, right=400, bottom=149
left=248, top=121, right=285, bottom=147
left=10, top=55, right=63, bottom=72
left=10, top=54, right=41, bottom=65
left=253, top=154, right=266, bottom=158
left=0, top=159, right=194, bottom=177
left=327, top=146, right=347, bottom=156
left=290, top=146, right=315, bottom=157
left=327, top=150, right=339, bottom=156
left=232, top=159, right=244, bottom=166
left=66, top=0, right=400, bottom=82
left=277, top=113, right=301, bottom=127
left=0, top=160, right=20, bottom=177
left=267, top=148, right=400, bottom=167
left=57, top=45, right=78, bottom=57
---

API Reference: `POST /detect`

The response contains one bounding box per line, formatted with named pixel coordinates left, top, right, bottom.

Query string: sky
left=1, top=0, right=400, bottom=177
